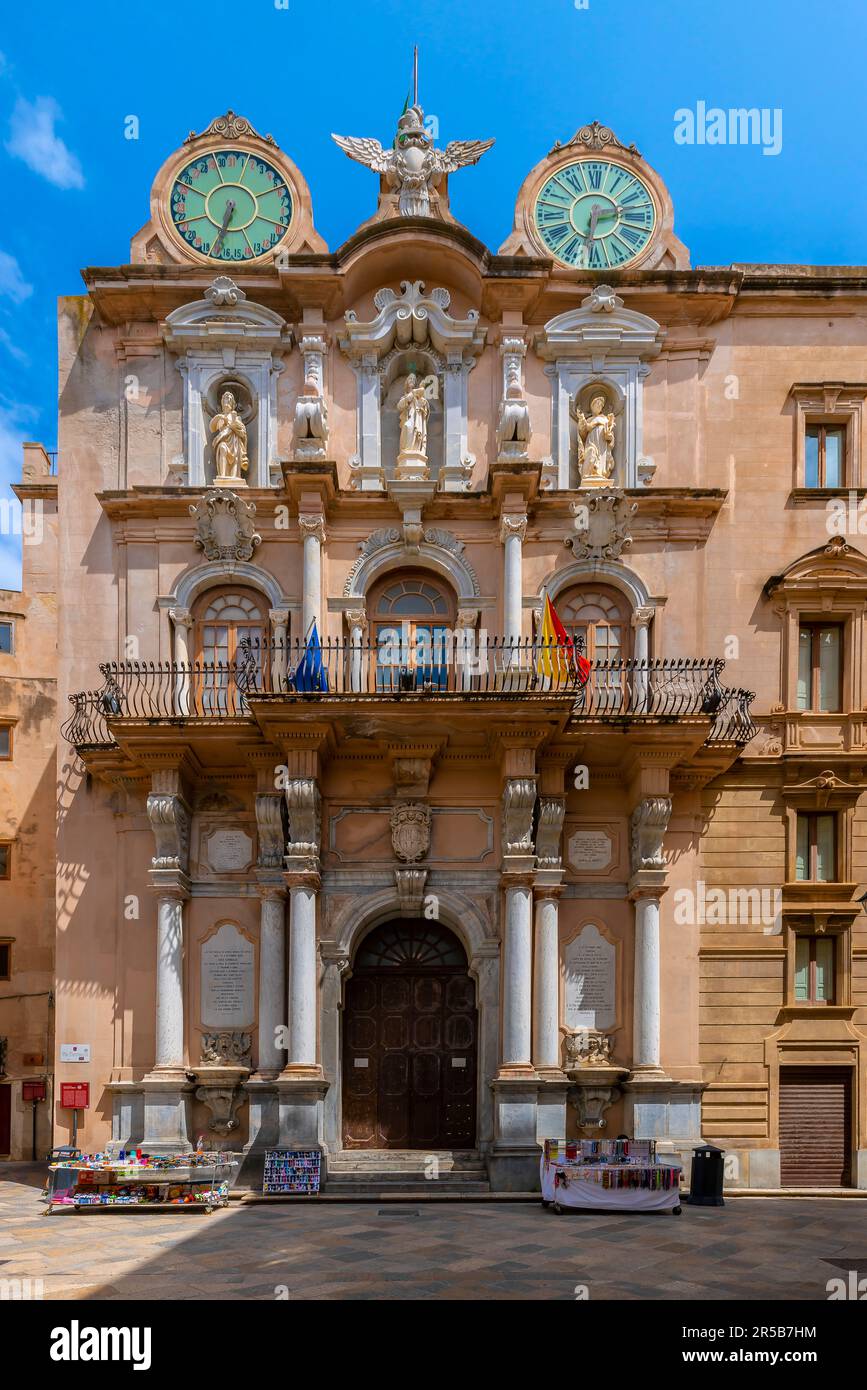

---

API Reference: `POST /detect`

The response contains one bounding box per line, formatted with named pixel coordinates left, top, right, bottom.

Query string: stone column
left=454, top=607, right=480, bottom=691
left=490, top=769, right=539, bottom=1191
left=142, top=773, right=193, bottom=1154
left=256, top=884, right=286, bottom=1076
left=627, top=796, right=671, bottom=1078
left=153, top=883, right=187, bottom=1070
left=269, top=607, right=289, bottom=692
left=499, top=514, right=527, bottom=660
left=286, top=880, right=318, bottom=1069
left=532, top=782, right=568, bottom=1139
left=345, top=607, right=368, bottom=692
left=533, top=887, right=562, bottom=1074
left=630, top=605, right=654, bottom=712
left=502, top=880, right=533, bottom=1069
left=278, top=773, right=328, bottom=1152
left=631, top=888, right=664, bottom=1073
left=169, top=607, right=193, bottom=715
left=299, top=514, right=325, bottom=637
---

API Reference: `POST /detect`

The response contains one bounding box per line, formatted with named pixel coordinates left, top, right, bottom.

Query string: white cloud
left=6, top=96, right=84, bottom=189
left=0, top=326, right=27, bottom=364
left=0, top=249, right=32, bottom=303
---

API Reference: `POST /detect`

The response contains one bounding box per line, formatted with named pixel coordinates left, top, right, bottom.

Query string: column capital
left=628, top=873, right=668, bottom=902
left=168, top=606, right=193, bottom=629
left=344, top=606, right=368, bottom=632
left=298, top=513, right=326, bottom=543
left=269, top=607, right=290, bottom=627
left=631, top=605, right=655, bottom=629
left=255, top=875, right=287, bottom=903
left=284, top=867, right=321, bottom=892
left=534, top=873, right=564, bottom=898
left=499, top=513, right=527, bottom=544
left=147, top=868, right=190, bottom=900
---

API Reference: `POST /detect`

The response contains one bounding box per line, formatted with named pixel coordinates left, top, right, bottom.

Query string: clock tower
left=130, top=110, right=326, bottom=265
left=500, top=120, right=689, bottom=272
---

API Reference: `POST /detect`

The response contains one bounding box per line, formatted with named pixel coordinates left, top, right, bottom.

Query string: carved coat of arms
left=390, top=802, right=431, bottom=863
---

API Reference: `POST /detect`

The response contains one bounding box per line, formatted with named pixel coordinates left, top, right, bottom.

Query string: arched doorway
left=342, top=920, right=478, bottom=1149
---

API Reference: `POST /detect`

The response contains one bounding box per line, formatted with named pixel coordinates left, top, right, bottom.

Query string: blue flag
left=294, top=621, right=329, bottom=693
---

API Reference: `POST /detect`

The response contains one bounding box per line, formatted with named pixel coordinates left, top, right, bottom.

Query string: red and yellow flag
left=536, top=591, right=591, bottom=687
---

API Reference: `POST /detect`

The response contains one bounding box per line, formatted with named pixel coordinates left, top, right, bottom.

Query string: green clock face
left=534, top=159, right=656, bottom=269
left=170, top=148, right=293, bottom=262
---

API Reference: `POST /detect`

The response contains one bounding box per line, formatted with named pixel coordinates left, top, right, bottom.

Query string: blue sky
left=1, top=0, right=865, bottom=587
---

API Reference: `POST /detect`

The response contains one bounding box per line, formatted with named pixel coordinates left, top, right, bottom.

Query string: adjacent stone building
left=0, top=443, right=57, bottom=1159
left=50, top=107, right=867, bottom=1190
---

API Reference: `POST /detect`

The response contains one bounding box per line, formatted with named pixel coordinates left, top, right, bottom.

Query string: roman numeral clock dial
left=169, top=148, right=294, bottom=262
left=534, top=159, right=656, bottom=269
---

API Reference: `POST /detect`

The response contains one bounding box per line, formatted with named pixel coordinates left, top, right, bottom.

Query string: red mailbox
left=22, top=1080, right=46, bottom=1102
left=60, top=1082, right=90, bottom=1109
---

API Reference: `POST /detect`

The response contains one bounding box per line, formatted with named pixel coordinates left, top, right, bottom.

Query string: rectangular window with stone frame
left=789, top=383, right=867, bottom=492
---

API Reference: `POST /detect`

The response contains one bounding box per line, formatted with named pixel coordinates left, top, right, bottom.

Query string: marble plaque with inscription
left=563, top=923, right=616, bottom=1030
left=568, top=828, right=613, bottom=873
left=201, top=922, right=255, bottom=1029
left=204, top=828, right=254, bottom=872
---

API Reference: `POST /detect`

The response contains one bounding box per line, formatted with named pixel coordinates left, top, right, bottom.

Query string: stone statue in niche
left=572, top=391, right=616, bottom=486
left=210, top=389, right=249, bottom=485
left=396, top=372, right=436, bottom=477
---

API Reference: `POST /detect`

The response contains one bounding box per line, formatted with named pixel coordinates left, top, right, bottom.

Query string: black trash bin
left=687, top=1143, right=725, bottom=1206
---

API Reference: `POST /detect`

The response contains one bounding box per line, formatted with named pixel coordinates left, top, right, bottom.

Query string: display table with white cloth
left=540, top=1141, right=683, bottom=1214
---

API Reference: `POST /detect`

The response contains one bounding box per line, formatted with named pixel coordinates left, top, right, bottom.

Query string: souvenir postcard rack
left=262, top=1148, right=322, bottom=1195
left=45, top=1151, right=239, bottom=1215
left=541, top=1139, right=683, bottom=1216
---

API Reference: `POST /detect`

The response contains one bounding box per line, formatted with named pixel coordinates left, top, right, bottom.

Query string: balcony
left=62, top=639, right=756, bottom=751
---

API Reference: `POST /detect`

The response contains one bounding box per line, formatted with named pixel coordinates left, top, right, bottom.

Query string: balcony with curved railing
left=61, top=637, right=756, bottom=752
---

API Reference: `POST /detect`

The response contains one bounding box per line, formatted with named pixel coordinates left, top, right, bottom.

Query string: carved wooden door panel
left=342, top=921, right=477, bottom=1149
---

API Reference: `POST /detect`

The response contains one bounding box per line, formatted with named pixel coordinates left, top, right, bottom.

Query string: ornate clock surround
left=500, top=121, right=689, bottom=272
left=132, top=110, right=326, bottom=266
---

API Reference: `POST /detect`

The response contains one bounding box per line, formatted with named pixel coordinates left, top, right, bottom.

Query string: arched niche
left=535, top=285, right=664, bottom=490
left=162, top=279, right=290, bottom=487
left=339, top=280, right=485, bottom=492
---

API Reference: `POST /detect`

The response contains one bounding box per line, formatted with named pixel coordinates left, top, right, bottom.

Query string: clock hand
left=587, top=203, right=603, bottom=238
left=211, top=199, right=236, bottom=255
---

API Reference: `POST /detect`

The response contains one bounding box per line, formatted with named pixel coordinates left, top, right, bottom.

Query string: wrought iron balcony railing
left=61, top=639, right=756, bottom=750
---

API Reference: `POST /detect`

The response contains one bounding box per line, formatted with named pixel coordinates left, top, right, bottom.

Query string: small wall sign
left=60, top=1044, right=91, bottom=1063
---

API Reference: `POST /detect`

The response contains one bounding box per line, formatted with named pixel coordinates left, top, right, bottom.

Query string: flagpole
left=413, top=45, right=418, bottom=106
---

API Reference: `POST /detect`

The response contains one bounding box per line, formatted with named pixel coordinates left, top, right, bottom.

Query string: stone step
left=322, top=1180, right=492, bottom=1197
left=328, top=1151, right=483, bottom=1172
left=325, top=1173, right=489, bottom=1184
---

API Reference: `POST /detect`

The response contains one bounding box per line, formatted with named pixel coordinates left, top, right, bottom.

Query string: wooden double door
left=342, top=921, right=477, bottom=1149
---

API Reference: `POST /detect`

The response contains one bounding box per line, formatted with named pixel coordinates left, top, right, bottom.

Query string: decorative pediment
left=766, top=537, right=867, bottom=598
left=340, top=280, right=485, bottom=360
left=162, top=278, right=290, bottom=351
left=782, top=769, right=865, bottom=809
left=536, top=286, right=665, bottom=361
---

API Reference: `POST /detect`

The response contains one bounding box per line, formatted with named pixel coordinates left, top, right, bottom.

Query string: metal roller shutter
left=779, top=1066, right=852, bottom=1188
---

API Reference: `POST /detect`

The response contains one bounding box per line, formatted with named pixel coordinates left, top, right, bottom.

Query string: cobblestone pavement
left=2, top=1166, right=865, bottom=1300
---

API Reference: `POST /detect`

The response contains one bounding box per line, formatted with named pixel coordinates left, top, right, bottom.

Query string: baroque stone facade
left=28, top=104, right=867, bottom=1192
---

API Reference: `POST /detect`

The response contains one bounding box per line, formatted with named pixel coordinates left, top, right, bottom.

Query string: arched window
left=557, top=585, right=632, bottom=663
left=194, top=587, right=266, bottom=711
left=368, top=573, right=455, bottom=691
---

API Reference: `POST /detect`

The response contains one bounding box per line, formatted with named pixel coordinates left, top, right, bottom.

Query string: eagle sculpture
left=332, top=104, right=494, bottom=218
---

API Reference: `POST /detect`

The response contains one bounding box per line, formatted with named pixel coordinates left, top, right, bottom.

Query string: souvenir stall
left=541, top=1140, right=683, bottom=1215
left=44, top=1149, right=239, bottom=1214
